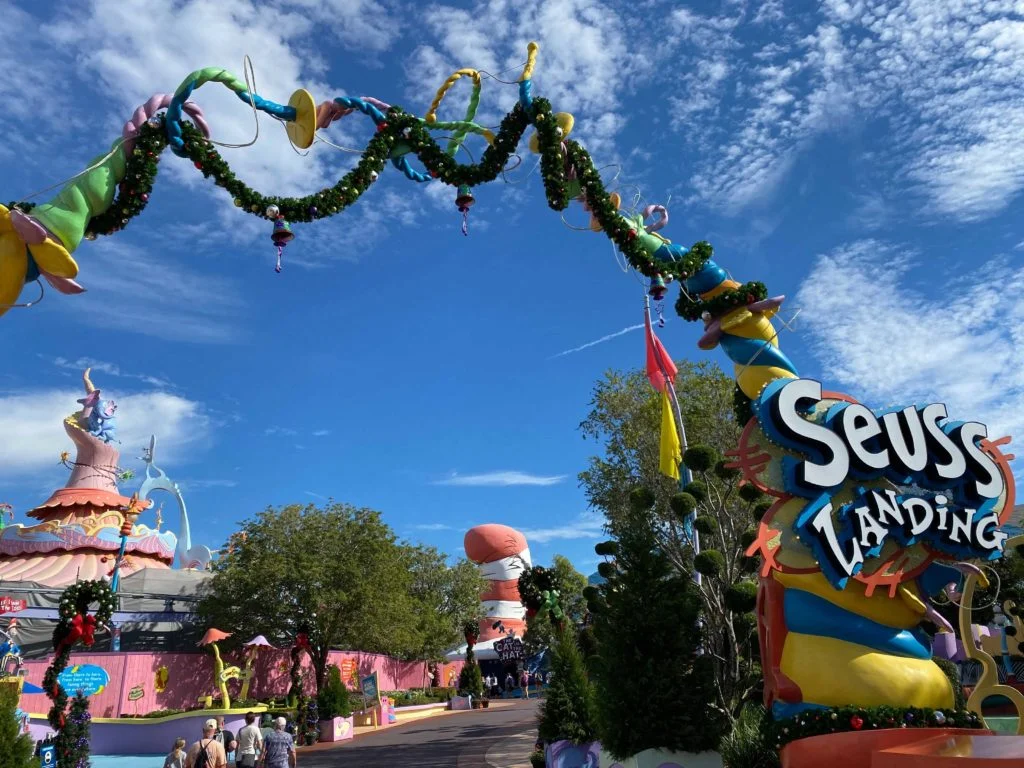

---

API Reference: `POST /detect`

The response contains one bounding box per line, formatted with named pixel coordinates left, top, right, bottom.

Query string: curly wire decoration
left=643, top=204, right=669, bottom=233
left=122, top=94, right=209, bottom=155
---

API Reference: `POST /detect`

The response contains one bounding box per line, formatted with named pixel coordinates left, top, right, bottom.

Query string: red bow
left=64, top=614, right=85, bottom=649
left=296, top=633, right=310, bottom=650
left=82, top=615, right=97, bottom=647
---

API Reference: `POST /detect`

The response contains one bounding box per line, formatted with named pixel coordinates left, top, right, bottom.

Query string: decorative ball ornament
left=147, top=117, right=162, bottom=129
left=933, top=711, right=946, bottom=725
left=850, top=715, right=864, bottom=730
left=370, top=171, right=379, bottom=181
left=265, top=204, right=280, bottom=219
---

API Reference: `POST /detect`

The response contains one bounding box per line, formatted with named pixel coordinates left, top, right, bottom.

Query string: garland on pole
left=42, top=580, right=114, bottom=767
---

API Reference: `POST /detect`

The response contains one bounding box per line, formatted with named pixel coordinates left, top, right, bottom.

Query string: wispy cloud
left=304, top=490, right=329, bottom=501
left=549, top=323, right=645, bottom=359
left=797, top=239, right=1024, bottom=442
left=0, top=388, right=209, bottom=479
left=521, top=511, right=605, bottom=543
left=180, top=478, right=238, bottom=490
left=50, top=356, right=173, bottom=388
left=312, top=429, right=331, bottom=437
left=433, top=471, right=567, bottom=487
left=414, top=523, right=456, bottom=531
left=265, top=427, right=298, bottom=436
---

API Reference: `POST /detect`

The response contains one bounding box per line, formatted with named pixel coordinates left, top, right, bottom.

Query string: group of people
left=482, top=670, right=550, bottom=698
left=163, top=713, right=297, bottom=768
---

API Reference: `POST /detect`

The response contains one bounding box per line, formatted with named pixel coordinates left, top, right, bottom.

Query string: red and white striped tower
left=463, top=524, right=532, bottom=642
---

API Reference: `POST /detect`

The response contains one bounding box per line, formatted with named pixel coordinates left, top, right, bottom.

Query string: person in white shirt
left=235, top=712, right=262, bottom=768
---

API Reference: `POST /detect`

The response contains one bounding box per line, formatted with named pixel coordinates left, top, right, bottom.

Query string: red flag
left=645, top=312, right=677, bottom=392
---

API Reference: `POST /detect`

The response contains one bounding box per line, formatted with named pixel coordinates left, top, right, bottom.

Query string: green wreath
left=43, top=580, right=115, bottom=733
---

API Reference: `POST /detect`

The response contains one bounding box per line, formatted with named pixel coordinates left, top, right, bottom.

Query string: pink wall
left=18, top=650, right=463, bottom=718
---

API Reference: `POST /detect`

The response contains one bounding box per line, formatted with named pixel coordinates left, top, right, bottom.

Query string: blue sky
left=1, top=0, right=1023, bottom=577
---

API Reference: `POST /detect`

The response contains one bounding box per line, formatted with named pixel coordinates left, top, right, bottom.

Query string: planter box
left=318, top=716, right=354, bottom=742
left=546, top=740, right=600, bottom=768
left=598, top=747, right=722, bottom=768
left=450, top=695, right=473, bottom=711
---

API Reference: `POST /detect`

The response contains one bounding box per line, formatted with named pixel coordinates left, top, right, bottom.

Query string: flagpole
left=645, top=295, right=700, bottom=585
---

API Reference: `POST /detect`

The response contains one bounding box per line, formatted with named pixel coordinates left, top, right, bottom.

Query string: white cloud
left=549, top=323, right=644, bottom=358
left=521, top=511, right=605, bottom=543
left=414, top=523, right=456, bottom=531
left=796, top=239, right=1024, bottom=441
left=433, top=471, right=567, bottom=487
left=57, top=238, right=245, bottom=343
left=180, top=478, right=238, bottom=490
left=312, top=429, right=331, bottom=436
left=403, top=0, right=649, bottom=159
left=265, top=426, right=298, bottom=436
left=50, top=357, right=173, bottom=388
left=0, top=387, right=210, bottom=479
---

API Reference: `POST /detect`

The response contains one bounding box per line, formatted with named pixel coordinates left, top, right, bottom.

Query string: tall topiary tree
left=317, top=665, right=353, bottom=719
left=588, top=488, right=728, bottom=758
left=537, top=627, right=598, bottom=745
left=58, top=693, right=92, bottom=768
left=0, top=684, right=36, bottom=768
left=458, top=622, right=485, bottom=699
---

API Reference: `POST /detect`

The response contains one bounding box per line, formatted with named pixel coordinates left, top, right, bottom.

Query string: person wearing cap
left=260, top=716, right=296, bottom=768
left=184, top=719, right=227, bottom=768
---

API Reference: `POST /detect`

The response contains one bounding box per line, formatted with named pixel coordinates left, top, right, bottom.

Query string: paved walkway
left=295, top=698, right=540, bottom=767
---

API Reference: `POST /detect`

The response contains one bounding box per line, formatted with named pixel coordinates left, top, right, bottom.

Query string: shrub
left=694, top=516, right=718, bottom=535
left=714, top=460, right=740, bottom=480
left=594, top=541, right=618, bottom=557
left=0, top=684, right=36, bottom=768
left=629, top=487, right=656, bottom=512
left=529, top=750, right=546, bottom=768
left=317, top=665, right=353, bottom=719
left=670, top=492, right=697, bottom=517
left=719, top=703, right=779, bottom=768
left=739, top=484, right=764, bottom=502
left=725, top=582, right=758, bottom=613
left=752, top=500, right=773, bottom=522
left=740, top=529, right=757, bottom=549
left=597, top=561, right=616, bottom=579
left=683, top=445, right=719, bottom=472
left=694, top=550, right=725, bottom=577
left=685, top=480, right=708, bottom=502
left=458, top=645, right=485, bottom=699
left=537, top=628, right=598, bottom=744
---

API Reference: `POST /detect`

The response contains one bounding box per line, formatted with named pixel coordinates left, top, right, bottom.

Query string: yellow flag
left=659, top=388, right=681, bottom=480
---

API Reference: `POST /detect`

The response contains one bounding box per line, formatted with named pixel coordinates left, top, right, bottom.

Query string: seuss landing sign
left=746, top=378, right=1014, bottom=590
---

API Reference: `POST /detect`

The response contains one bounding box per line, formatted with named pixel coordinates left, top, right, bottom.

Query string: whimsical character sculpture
left=464, top=524, right=532, bottom=642
left=198, top=628, right=238, bottom=710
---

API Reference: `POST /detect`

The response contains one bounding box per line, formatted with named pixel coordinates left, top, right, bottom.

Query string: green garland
left=676, top=281, right=769, bottom=322
left=42, top=580, right=115, bottom=765
left=8, top=94, right=779, bottom=325
left=767, top=705, right=984, bottom=751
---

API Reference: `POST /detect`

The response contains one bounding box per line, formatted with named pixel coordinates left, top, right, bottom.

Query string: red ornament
left=194, top=161, right=203, bottom=170
left=746, top=294, right=754, bottom=303
left=627, top=230, right=637, bottom=241
left=850, top=716, right=864, bottom=730
left=141, top=193, right=149, bottom=202
left=430, top=170, right=439, bottom=179
left=377, top=122, right=388, bottom=132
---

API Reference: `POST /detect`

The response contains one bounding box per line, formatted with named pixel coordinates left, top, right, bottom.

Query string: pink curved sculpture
left=464, top=524, right=531, bottom=642
left=0, top=369, right=175, bottom=586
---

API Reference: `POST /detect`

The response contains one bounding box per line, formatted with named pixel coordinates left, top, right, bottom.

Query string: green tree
left=0, top=685, right=36, bottom=768
left=458, top=641, right=485, bottom=699
left=317, top=665, right=353, bottom=719
left=537, top=627, right=598, bottom=744
left=522, top=555, right=588, bottom=655
left=404, top=546, right=487, bottom=661
left=588, top=495, right=726, bottom=757
left=579, top=361, right=762, bottom=723
left=200, top=502, right=421, bottom=693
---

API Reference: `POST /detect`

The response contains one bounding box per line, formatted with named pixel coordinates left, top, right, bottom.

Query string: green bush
left=739, top=484, right=764, bottom=502
left=694, top=550, right=725, bottom=577
left=0, top=684, right=37, bottom=768
left=529, top=750, right=546, bottom=768
left=629, top=487, right=656, bottom=512
left=752, top=500, right=773, bottom=522
left=685, top=480, right=708, bottom=502
left=714, top=460, right=740, bottom=480
left=317, top=665, right=353, bottom=719
left=594, top=540, right=618, bottom=557
left=683, top=445, right=719, bottom=472
left=670, top=492, right=697, bottom=517
left=740, top=529, right=757, bottom=549
left=538, top=628, right=598, bottom=744
left=694, top=515, right=718, bottom=535
left=719, top=703, right=779, bottom=768
left=597, top=561, right=616, bottom=579
left=458, top=645, right=485, bottom=698
left=724, top=581, right=758, bottom=613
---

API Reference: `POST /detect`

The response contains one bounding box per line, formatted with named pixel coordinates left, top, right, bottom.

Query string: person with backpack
left=185, top=719, right=228, bottom=768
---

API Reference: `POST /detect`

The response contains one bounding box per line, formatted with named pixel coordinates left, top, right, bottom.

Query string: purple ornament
left=308, top=205, right=318, bottom=217
left=905, top=712, right=915, bottom=723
